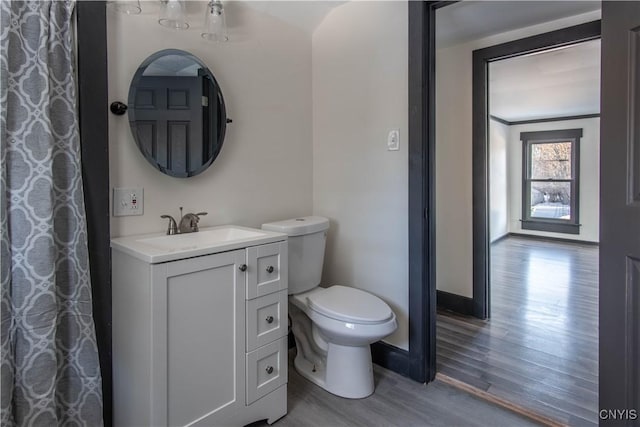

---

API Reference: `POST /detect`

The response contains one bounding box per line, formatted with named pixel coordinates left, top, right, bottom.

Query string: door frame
left=599, top=1, right=640, bottom=419
left=471, top=20, right=601, bottom=319
left=76, top=1, right=111, bottom=425
left=405, top=0, right=455, bottom=385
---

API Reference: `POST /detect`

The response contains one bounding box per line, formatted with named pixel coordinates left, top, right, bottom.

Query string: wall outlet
left=387, top=129, right=400, bottom=151
left=113, top=187, right=144, bottom=217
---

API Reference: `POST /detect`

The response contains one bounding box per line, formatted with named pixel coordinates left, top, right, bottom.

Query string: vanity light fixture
left=106, top=0, right=141, bottom=15
left=110, top=0, right=228, bottom=41
left=158, top=0, right=189, bottom=30
left=202, top=0, right=228, bottom=42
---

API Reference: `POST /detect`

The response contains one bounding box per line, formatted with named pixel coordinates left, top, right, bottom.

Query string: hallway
left=437, top=236, right=599, bottom=425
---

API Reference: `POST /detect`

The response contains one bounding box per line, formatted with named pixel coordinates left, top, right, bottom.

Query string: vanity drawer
left=246, top=241, right=288, bottom=299
left=247, top=290, right=288, bottom=352
left=246, top=337, right=288, bottom=405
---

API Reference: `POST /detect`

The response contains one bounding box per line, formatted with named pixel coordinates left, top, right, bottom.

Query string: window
left=521, top=129, right=582, bottom=234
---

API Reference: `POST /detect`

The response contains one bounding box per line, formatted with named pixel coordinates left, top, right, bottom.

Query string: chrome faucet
left=160, top=215, right=178, bottom=235
left=179, top=212, right=208, bottom=233
left=160, top=207, right=208, bottom=235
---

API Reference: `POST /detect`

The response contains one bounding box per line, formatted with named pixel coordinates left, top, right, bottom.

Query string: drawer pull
left=266, top=315, right=274, bottom=324
left=266, top=265, right=274, bottom=274
left=265, top=366, right=274, bottom=375
left=239, top=264, right=247, bottom=272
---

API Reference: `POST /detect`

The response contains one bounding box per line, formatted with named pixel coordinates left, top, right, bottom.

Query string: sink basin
left=111, top=225, right=286, bottom=263
left=137, top=227, right=266, bottom=252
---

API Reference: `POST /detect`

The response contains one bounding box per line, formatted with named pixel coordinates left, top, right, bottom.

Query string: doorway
left=486, top=43, right=602, bottom=420
left=471, top=21, right=601, bottom=319
left=432, top=4, right=601, bottom=424
left=408, top=1, right=640, bottom=424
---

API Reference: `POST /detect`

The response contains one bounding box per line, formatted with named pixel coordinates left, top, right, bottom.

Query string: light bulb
left=159, top=0, right=189, bottom=30
left=107, top=0, right=141, bottom=15
left=202, top=0, right=228, bottom=42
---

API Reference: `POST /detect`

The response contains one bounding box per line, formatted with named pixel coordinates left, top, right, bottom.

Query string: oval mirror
left=128, top=49, right=227, bottom=178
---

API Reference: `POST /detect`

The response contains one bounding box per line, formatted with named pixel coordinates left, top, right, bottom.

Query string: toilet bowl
left=290, top=285, right=397, bottom=398
left=262, top=216, right=397, bottom=399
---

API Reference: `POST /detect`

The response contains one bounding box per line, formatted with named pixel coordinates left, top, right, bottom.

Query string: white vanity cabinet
left=111, top=228, right=288, bottom=427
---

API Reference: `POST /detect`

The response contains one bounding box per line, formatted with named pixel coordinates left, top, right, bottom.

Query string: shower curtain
left=0, top=1, right=104, bottom=425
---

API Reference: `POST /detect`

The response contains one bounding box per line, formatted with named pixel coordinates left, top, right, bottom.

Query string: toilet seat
left=305, top=285, right=393, bottom=325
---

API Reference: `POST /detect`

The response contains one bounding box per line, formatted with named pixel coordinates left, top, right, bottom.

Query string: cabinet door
left=151, top=250, right=246, bottom=427
left=246, top=241, right=288, bottom=299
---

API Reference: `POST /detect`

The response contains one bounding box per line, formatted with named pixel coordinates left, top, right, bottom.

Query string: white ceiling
left=434, top=1, right=601, bottom=122
left=244, top=1, right=601, bottom=44
left=489, top=38, right=600, bottom=122
left=436, top=1, right=601, bottom=49
left=146, top=1, right=602, bottom=122
left=240, top=1, right=345, bottom=35
left=256, top=0, right=597, bottom=39
left=248, top=0, right=602, bottom=122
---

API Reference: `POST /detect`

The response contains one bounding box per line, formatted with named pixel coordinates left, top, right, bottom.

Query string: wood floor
left=437, top=236, right=599, bottom=426
left=253, top=350, right=541, bottom=427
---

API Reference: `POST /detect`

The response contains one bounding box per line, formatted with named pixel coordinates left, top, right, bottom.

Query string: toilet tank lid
left=262, top=216, right=329, bottom=237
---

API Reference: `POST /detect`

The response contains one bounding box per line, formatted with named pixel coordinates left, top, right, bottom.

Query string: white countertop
left=111, top=225, right=287, bottom=264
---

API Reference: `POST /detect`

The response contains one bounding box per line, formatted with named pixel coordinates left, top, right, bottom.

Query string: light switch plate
left=113, top=187, right=144, bottom=217
left=387, top=129, right=400, bottom=151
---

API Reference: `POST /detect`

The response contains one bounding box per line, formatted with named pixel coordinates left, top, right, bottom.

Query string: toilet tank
left=262, top=216, right=330, bottom=295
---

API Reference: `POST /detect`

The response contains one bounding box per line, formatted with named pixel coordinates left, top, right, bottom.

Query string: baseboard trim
left=371, top=341, right=411, bottom=378
left=508, top=232, right=599, bottom=246
left=490, top=233, right=510, bottom=245
left=437, top=290, right=474, bottom=316
left=436, top=373, right=566, bottom=427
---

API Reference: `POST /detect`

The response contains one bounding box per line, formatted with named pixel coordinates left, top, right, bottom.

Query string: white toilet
left=262, top=216, right=397, bottom=399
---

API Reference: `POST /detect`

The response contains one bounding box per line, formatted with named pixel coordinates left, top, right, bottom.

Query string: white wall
left=435, top=10, right=601, bottom=297
left=490, top=119, right=509, bottom=242
left=108, top=2, right=313, bottom=237
left=508, top=118, right=600, bottom=242
left=109, top=1, right=409, bottom=349
left=107, top=0, right=598, bottom=349
left=312, top=2, right=408, bottom=350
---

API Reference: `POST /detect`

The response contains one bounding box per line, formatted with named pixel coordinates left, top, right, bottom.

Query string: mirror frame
left=127, top=49, right=228, bottom=178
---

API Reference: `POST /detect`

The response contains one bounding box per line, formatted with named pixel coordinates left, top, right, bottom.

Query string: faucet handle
left=160, top=215, right=178, bottom=235
left=192, top=212, right=207, bottom=232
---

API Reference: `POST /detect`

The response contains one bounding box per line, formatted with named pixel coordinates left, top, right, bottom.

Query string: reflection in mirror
left=128, top=49, right=227, bottom=177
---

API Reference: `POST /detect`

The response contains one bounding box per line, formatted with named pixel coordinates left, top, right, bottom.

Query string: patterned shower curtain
left=0, top=1, right=103, bottom=425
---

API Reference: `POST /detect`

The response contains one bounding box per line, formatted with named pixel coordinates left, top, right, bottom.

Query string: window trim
left=521, top=128, right=582, bottom=234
